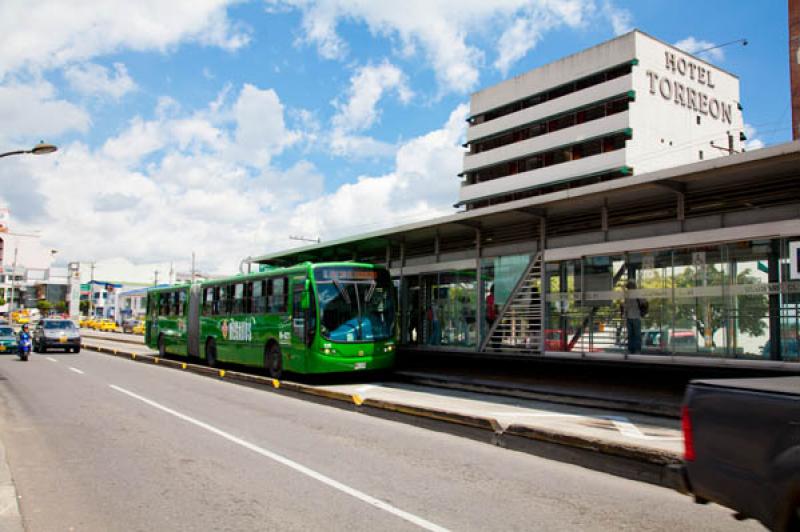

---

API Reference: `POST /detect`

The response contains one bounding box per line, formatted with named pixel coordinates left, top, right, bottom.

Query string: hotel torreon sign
left=646, top=50, right=734, bottom=124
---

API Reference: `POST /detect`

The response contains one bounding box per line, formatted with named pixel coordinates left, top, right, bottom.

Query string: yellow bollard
left=272, top=379, right=280, bottom=389
left=154, top=357, right=159, bottom=364
left=131, top=353, right=136, bottom=359
left=182, top=363, right=187, bottom=369
left=352, top=394, right=364, bottom=406
left=219, top=369, right=225, bottom=378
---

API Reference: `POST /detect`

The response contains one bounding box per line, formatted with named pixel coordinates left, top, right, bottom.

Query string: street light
left=0, top=141, right=58, bottom=159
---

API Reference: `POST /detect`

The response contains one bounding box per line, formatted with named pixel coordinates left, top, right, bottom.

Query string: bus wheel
left=158, top=334, right=166, bottom=358
left=205, top=338, right=217, bottom=368
left=266, top=344, right=282, bottom=379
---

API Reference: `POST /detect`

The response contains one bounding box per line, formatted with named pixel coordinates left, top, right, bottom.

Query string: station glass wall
left=546, top=238, right=799, bottom=361
left=399, top=237, right=800, bottom=363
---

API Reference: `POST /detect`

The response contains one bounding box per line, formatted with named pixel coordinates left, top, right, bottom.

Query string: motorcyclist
left=18, top=323, right=31, bottom=360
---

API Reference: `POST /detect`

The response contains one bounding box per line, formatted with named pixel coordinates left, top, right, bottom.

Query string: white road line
left=109, top=384, right=449, bottom=532
left=46, top=357, right=58, bottom=362
left=69, top=367, right=84, bottom=375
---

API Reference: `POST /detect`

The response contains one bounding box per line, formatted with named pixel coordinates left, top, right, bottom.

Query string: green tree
left=55, top=300, right=67, bottom=313
left=37, top=300, right=53, bottom=314
left=80, top=300, right=89, bottom=314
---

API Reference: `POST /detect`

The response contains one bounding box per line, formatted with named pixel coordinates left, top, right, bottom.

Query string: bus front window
left=315, top=268, right=395, bottom=343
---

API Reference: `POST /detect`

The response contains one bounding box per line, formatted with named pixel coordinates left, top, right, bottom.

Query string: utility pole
left=153, top=270, right=159, bottom=287
left=8, top=246, right=17, bottom=326
left=88, top=261, right=96, bottom=318
left=191, top=252, right=196, bottom=283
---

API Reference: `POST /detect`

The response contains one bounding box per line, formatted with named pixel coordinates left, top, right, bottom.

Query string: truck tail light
left=681, top=405, right=695, bottom=462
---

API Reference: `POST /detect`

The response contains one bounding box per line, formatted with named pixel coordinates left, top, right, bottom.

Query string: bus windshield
left=314, top=267, right=395, bottom=343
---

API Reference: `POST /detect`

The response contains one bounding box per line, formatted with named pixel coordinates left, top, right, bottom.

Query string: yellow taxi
left=79, top=316, right=90, bottom=328
left=132, top=321, right=145, bottom=335
left=99, top=319, right=117, bottom=332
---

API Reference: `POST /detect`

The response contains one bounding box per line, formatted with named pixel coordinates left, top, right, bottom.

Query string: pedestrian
left=486, top=284, right=497, bottom=327
left=621, top=280, right=647, bottom=354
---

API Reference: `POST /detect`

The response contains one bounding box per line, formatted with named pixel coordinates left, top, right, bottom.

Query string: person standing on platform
left=621, top=280, right=647, bottom=354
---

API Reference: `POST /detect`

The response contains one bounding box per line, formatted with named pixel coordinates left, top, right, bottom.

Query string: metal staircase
left=480, top=252, right=544, bottom=355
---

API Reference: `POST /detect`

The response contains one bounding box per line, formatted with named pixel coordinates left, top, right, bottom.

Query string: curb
left=395, top=371, right=680, bottom=419
left=0, top=434, right=23, bottom=532
left=81, top=342, right=684, bottom=490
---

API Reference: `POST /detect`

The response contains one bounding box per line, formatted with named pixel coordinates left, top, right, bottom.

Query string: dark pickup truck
left=681, top=377, right=800, bottom=531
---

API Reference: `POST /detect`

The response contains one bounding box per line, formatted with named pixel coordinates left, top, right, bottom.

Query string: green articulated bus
left=145, top=262, right=396, bottom=377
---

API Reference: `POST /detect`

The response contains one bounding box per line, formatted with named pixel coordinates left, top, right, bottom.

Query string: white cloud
left=291, top=103, right=469, bottom=238
left=1, top=89, right=468, bottom=282
left=273, top=0, right=596, bottom=94
left=0, top=80, right=90, bottom=147
left=230, top=84, right=301, bottom=166
left=495, top=1, right=588, bottom=75
left=332, top=61, right=412, bottom=132
left=602, top=0, right=632, bottom=36
left=743, top=123, right=765, bottom=151
left=0, top=0, right=250, bottom=78
left=64, top=62, right=137, bottom=99
left=329, top=61, right=412, bottom=157
left=674, top=36, right=725, bottom=63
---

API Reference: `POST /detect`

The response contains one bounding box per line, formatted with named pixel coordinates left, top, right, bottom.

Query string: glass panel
left=480, top=255, right=531, bottom=344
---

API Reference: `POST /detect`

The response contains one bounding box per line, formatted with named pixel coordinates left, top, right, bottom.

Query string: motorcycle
left=18, top=333, right=31, bottom=362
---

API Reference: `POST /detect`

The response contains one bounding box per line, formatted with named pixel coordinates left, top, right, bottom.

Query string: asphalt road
left=0, top=351, right=761, bottom=531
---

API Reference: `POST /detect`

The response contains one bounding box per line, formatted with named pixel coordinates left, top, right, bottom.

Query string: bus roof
left=147, top=261, right=384, bottom=293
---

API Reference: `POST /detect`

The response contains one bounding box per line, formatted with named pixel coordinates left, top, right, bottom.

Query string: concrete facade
left=459, top=31, right=744, bottom=209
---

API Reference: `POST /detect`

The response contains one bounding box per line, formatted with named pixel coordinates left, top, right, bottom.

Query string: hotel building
left=459, top=31, right=745, bottom=210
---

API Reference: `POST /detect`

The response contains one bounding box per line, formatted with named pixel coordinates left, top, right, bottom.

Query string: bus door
left=290, top=276, right=316, bottom=369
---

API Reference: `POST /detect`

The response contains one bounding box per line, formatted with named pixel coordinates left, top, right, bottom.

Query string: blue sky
left=0, top=0, right=791, bottom=281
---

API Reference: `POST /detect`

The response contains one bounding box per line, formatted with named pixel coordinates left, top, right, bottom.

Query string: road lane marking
left=69, top=367, right=85, bottom=375
left=46, top=357, right=58, bottom=362
left=109, top=384, right=448, bottom=532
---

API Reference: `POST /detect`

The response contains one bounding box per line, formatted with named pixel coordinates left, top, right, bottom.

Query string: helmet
left=21, top=323, right=28, bottom=330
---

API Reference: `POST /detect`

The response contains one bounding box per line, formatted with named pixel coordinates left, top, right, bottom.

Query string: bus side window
left=253, top=280, right=264, bottom=313
left=172, top=292, right=179, bottom=317
left=178, top=291, right=187, bottom=316
left=232, top=283, right=244, bottom=314
left=274, top=277, right=287, bottom=313
left=219, top=285, right=229, bottom=315
left=212, top=287, right=220, bottom=316
left=244, top=282, right=253, bottom=314
left=204, top=288, right=213, bottom=316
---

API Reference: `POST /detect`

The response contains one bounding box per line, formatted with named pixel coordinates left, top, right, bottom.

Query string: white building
left=0, top=210, right=60, bottom=314
left=459, top=30, right=745, bottom=210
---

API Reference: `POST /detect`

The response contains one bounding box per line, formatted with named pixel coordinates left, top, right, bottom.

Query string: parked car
left=132, top=321, right=145, bottom=335
left=33, top=319, right=81, bottom=353
left=99, top=319, right=117, bottom=332
left=0, top=325, right=18, bottom=353
left=680, top=377, right=800, bottom=531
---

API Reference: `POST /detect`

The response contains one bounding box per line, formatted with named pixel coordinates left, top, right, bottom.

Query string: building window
left=699, top=150, right=704, bottom=160
left=468, top=95, right=631, bottom=156
left=467, top=131, right=629, bottom=187
left=471, top=62, right=633, bottom=125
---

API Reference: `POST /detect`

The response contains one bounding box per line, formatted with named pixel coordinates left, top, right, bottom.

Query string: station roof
left=252, top=140, right=800, bottom=266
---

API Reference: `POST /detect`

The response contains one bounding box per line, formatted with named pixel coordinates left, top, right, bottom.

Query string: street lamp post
left=0, top=142, right=58, bottom=159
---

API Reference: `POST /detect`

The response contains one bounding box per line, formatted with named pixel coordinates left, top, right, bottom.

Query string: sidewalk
left=0, top=419, right=23, bottom=532
left=80, top=338, right=686, bottom=489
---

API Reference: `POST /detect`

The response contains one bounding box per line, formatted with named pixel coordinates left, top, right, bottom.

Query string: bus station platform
left=80, top=330, right=686, bottom=490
